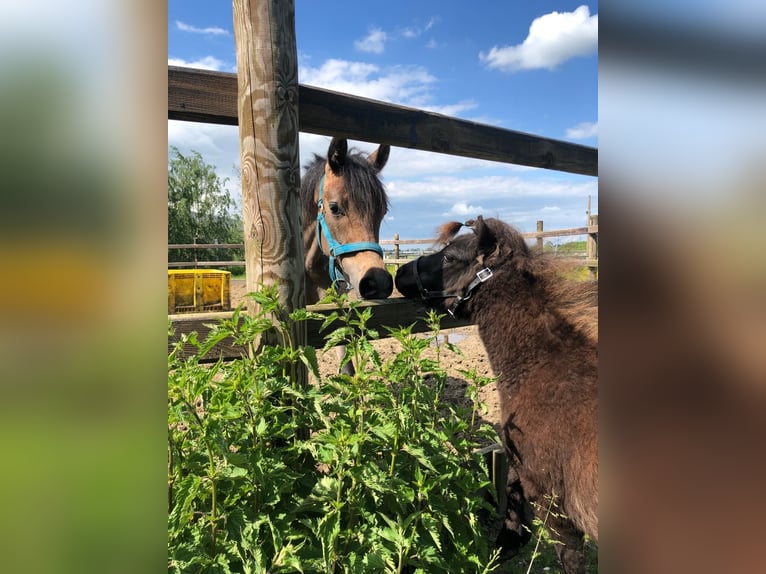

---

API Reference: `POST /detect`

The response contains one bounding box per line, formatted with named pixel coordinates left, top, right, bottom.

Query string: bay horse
left=302, top=137, right=393, bottom=372
left=394, top=216, right=597, bottom=574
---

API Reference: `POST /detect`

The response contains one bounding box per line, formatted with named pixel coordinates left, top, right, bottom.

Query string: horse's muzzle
left=358, top=267, right=393, bottom=299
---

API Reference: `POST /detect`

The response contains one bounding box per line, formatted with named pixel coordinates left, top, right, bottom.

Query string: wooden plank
left=168, top=243, right=244, bottom=249
left=166, top=226, right=598, bottom=252
left=168, top=297, right=472, bottom=360
left=168, top=66, right=598, bottom=177
left=167, top=67, right=238, bottom=125
left=522, top=226, right=590, bottom=239
left=379, top=238, right=436, bottom=246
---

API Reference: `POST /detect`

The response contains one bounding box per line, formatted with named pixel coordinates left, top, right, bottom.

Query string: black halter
left=413, top=256, right=493, bottom=317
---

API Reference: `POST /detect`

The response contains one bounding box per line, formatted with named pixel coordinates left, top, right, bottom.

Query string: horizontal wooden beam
left=168, top=243, right=244, bottom=249
left=166, top=226, right=599, bottom=254
left=523, top=226, right=594, bottom=239
left=168, top=66, right=597, bottom=177
left=379, top=238, right=436, bottom=246
left=168, top=297, right=471, bottom=361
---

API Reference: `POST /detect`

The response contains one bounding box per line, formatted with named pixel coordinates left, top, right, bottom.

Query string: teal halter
left=316, top=174, right=384, bottom=290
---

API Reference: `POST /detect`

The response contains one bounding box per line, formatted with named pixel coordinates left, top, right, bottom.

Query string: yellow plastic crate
left=168, top=269, right=231, bottom=314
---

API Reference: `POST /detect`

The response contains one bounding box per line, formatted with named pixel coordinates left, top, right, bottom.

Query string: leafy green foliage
left=168, top=286, right=501, bottom=573
left=168, top=146, right=243, bottom=265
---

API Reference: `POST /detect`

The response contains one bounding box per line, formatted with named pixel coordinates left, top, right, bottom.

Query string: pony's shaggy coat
left=398, top=216, right=598, bottom=574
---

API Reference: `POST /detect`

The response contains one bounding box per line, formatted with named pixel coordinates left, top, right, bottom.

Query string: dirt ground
left=230, top=280, right=504, bottom=438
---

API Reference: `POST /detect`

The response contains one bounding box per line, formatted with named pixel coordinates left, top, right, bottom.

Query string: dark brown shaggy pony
left=394, top=216, right=597, bottom=574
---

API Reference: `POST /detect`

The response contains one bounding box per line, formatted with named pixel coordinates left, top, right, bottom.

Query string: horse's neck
left=470, top=278, right=578, bottom=379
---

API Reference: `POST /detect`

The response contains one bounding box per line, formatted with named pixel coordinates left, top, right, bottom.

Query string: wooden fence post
left=394, top=233, right=400, bottom=260
left=587, top=214, right=598, bottom=279
left=536, top=220, right=544, bottom=252
left=232, top=0, right=305, bottom=351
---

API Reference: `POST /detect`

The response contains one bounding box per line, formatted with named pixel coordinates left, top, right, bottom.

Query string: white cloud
left=300, top=59, right=436, bottom=107
left=176, top=21, right=229, bottom=36
left=168, top=56, right=230, bottom=72
left=420, top=100, right=478, bottom=116
left=383, top=148, right=534, bottom=179
left=541, top=206, right=561, bottom=212
left=566, top=121, right=598, bottom=140
left=385, top=174, right=596, bottom=202
left=479, top=5, right=597, bottom=72
left=355, top=28, right=387, bottom=54
left=299, top=59, right=482, bottom=117
left=168, top=121, right=241, bottom=198
left=400, top=16, right=437, bottom=39
left=447, top=201, right=484, bottom=216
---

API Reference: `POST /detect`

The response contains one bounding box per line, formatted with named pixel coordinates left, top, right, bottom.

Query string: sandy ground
left=230, top=279, right=503, bottom=438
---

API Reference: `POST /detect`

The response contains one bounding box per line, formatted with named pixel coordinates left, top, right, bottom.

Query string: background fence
left=168, top=218, right=599, bottom=271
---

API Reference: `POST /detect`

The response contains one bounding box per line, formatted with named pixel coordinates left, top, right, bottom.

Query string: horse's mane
left=435, top=221, right=465, bottom=245
left=301, top=149, right=389, bottom=229
left=438, top=218, right=598, bottom=343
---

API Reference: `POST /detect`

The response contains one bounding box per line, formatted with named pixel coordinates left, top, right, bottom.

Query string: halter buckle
left=476, top=268, right=493, bottom=282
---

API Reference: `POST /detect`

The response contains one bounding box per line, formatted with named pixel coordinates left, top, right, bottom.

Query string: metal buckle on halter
left=476, top=268, right=493, bottom=282
left=446, top=267, right=493, bottom=318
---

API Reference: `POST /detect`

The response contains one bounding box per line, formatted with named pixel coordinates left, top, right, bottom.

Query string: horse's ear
left=367, top=144, right=390, bottom=172
left=328, top=137, right=347, bottom=174
left=473, top=216, right=498, bottom=259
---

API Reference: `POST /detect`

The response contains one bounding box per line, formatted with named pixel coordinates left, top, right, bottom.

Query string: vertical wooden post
left=394, top=233, right=400, bottom=260
left=536, top=220, right=544, bottom=252
left=587, top=214, right=598, bottom=279
left=232, top=0, right=305, bottom=349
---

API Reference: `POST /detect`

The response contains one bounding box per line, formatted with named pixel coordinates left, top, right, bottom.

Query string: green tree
left=168, top=146, right=243, bottom=266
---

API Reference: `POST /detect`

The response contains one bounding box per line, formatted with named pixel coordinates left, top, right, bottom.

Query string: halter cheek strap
left=446, top=267, right=493, bottom=317
left=317, top=174, right=384, bottom=290
left=413, top=256, right=493, bottom=317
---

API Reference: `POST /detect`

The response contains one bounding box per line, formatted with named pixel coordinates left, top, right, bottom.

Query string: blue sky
left=168, top=1, right=598, bottom=240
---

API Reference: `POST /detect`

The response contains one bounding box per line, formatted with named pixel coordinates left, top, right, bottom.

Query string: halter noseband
left=413, top=255, right=493, bottom=317
left=316, top=174, right=384, bottom=290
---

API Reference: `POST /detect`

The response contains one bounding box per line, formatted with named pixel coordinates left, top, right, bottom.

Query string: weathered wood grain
left=232, top=0, right=305, bottom=354
left=168, top=66, right=597, bottom=177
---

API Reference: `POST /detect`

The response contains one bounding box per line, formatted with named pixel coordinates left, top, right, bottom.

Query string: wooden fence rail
left=169, top=66, right=597, bottom=178
left=167, top=221, right=599, bottom=269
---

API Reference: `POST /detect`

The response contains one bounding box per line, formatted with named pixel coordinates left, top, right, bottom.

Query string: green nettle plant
left=168, top=285, right=501, bottom=573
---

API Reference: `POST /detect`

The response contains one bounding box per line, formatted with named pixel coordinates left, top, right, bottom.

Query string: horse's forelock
left=342, top=151, right=389, bottom=224
left=301, top=150, right=389, bottom=225
left=436, top=221, right=464, bottom=245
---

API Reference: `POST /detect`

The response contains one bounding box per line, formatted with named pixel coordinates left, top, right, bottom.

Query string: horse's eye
left=328, top=202, right=342, bottom=217
left=443, top=253, right=456, bottom=264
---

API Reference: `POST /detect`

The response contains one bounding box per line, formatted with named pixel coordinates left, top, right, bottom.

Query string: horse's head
left=313, top=137, right=393, bottom=299
left=395, top=215, right=528, bottom=317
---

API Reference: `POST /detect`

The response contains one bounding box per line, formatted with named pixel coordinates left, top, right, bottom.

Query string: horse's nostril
left=394, top=265, right=416, bottom=296
left=394, top=266, right=408, bottom=292
left=359, top=268, right=393, bottom=299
